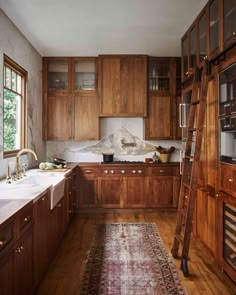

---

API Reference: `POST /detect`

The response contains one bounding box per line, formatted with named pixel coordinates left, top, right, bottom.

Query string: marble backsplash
left=46, top=118, right=181, bottom=163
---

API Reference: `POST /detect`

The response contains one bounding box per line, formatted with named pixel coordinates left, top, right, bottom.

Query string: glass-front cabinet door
left=190, top=25, right=197, bottom=69
left=74, top=60, right=96, bottom=91
left=209, top=0, right=219, bottom=55
left=47, top=60, right=69, bottom=90
left=182, top=35, right=189, bottom=79
left=148, top=59, right=169, bottom=91
left=223, top=0, right=236, bottom=47
left=198, top=11, right=208, bottom=63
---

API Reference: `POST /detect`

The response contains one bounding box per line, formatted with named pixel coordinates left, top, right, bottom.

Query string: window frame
left=3, top=55, right=27, bottom=158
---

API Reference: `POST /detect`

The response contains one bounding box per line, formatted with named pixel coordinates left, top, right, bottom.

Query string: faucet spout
left=16, top=148, right=38, bottom=178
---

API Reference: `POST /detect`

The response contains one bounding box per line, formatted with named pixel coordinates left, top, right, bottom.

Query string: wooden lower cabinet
left=124, top=176, right=148, bottom=208
left=0, top=252, right=14, bottom=295
left=98, top=176, right=123, bottom=208
left=195, top=188, right=217, bottom=257
left=78, top=164, right=180, bottom=209
left=33, top=191, right=51, bottom=289
left=78, top=166, right=98, bottom=208
left=14, top=228, right=33, bottom=295
left=49, top=194, right=68, bottom=257
left=149, top=176, right=179, bottom=208
left=0, top=204, right=34, bottom=295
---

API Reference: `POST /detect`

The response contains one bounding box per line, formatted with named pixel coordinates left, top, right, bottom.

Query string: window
left=3, top=55, right=27, bottom=157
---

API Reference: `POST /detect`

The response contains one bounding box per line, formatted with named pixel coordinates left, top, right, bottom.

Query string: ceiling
left=0, top=0, right=208, bottom=57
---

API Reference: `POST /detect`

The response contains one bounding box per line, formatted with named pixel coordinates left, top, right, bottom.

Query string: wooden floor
left=37, top=211, right=236, bottom=295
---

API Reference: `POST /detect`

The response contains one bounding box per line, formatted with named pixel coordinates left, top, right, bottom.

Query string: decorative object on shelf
left=152, top=152, right=159, bottom=162
left=156, top=146, right=176, bottom=163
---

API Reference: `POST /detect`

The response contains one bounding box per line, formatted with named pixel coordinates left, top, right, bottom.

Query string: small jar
left=152, top=152, right=159, bottom=162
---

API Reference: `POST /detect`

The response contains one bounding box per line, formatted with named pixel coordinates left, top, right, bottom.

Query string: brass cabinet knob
left=233, top=32, right=236, bottom=36
left=137, top=170, right=142, bottom=174
left=228, top=178, right=233, bottom=182
left=110, top=170, right=114, bottom=174
left=104, top=170, right=108, bottom=174
left=120, top=170, right=125, bottom=174
left=57, top=203, right=62, bottom=208
left=41, top=197, right=45, bottom=201
left=24, top=217, right=29, bottom=222
left=132, top=170, right=136, bottom=174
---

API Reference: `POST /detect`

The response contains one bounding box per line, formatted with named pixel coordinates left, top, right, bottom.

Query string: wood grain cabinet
left=0, top=202, right=33, bottom=295
left=78, top=166, right=98, bottom=208
left=144, top=57, right=181, bottom=140
left=148, top=165, right=180, bottom=208
left=43, top=57, right=99, bottom=140
left=33, top=191, right=51, bottom=289
left=98, top=55, right=147, bottom=117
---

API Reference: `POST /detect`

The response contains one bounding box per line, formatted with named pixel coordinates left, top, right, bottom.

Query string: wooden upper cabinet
left=145, top=94, right=171, bottom=139
left=209, top=0, right=220, bottom=56
left=198, top=10, right=208, bottom=64
left=46, top=93, right=72, bottom=140
left=98, top=55, right=147, bottom=117
left=145, top=57, right=181, bottom=140
left=223, top=0, right=236, bottom=49
left=43, top=57, right=99, bottom=140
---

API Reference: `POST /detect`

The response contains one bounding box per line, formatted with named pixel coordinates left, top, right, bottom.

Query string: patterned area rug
left=80, top=223, right=187, bottom=295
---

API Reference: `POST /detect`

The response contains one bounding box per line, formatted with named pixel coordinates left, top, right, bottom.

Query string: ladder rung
left=191, top=99, right=200, bottom=105
left=185, top=155, right=194, bottom=160
left=182, top=182, right=190, bottom=189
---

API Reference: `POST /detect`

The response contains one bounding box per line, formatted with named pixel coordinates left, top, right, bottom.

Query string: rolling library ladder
left=171, top=62, right=210, bottom=277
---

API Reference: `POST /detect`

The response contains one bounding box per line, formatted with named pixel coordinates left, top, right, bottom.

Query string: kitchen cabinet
left=98, top=55, right=147, bottom=117
left=148, top=165, right=180, bottom=208
left=98, top=168, right=123, bottom=208
left=14, top=228, right=33, bottom=295
left=78, top=163, right=180, bottom=209
left=43, top=57, right=99, bottom=140
left=144, top=57, right=181, bottom=140
left=65, top=168, right=78, bottom=219
left=78, top=166, right=98, bottom=208
left=223, top=0, right=236, bottom=49
left=218, top=191, right=236, bottom=282
left=0, top=202, right=33, bottom=295
left=49, top=194, right=68, bottom=257
left=195, top=188, right=217, bottom=256
left=33, top=191, right=51, bottom=289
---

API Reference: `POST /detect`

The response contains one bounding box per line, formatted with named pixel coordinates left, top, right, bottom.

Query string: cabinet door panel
left=150, top=176, right=174, bottom=207
left=100, top=57, right=121, bottom=115
left=0, top=254, right=14, bottom=295
left=34, top=193, right=50, bottom=288
left=74, top=93, right=99, bottom=140
left=125, top=177, right=148, bottom=208
left=99, top=177, right=123, bottom=208
left=145, top=95, right=171, bottom=139
left=14, top=229, right=33, bottom=295
left=79, top=179, right=97, bottom=208
left=46, top=94, right=71, bottom=140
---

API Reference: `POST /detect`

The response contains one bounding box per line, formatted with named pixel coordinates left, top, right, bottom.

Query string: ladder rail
left=171, top=62, right=210, bottom=276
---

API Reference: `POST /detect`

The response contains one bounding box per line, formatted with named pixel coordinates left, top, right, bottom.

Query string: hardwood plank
left=36, top=212, right=236, bottom=295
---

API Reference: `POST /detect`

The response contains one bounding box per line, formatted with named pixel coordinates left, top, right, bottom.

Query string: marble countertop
left=0, top=167, right=74, bottom=225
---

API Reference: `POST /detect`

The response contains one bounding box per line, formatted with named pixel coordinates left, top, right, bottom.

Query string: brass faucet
left=16, top=148, right=38, bottom=178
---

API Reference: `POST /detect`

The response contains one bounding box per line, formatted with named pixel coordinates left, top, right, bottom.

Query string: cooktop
left=101, top=161, right=145, bottom=164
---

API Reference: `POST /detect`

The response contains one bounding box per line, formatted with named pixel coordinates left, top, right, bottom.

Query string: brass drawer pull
left=228, top=178, right=233, bottom=182
left=0, top=240, right=8, bottom=248
left=159, top=170, right=165, bottom=173
left=85, top=170, right=91, bottom=173
left=57, top=203, right=62, bottom=208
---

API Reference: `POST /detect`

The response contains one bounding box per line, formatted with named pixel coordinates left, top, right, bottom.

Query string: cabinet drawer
left=19, top=204, right=33, bottom=232
left=0, top=220, right=14, bottom=253
left=99, top=167, right=147, bottom=176
left=150, top=166, right=179, bottom=176
left=79, top=167, right=98, bottom=177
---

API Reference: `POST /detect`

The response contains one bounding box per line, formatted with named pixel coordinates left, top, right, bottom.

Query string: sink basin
left=17, top=176, right=40, bottom=185
left=0, top=170, right=67, bottom=209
